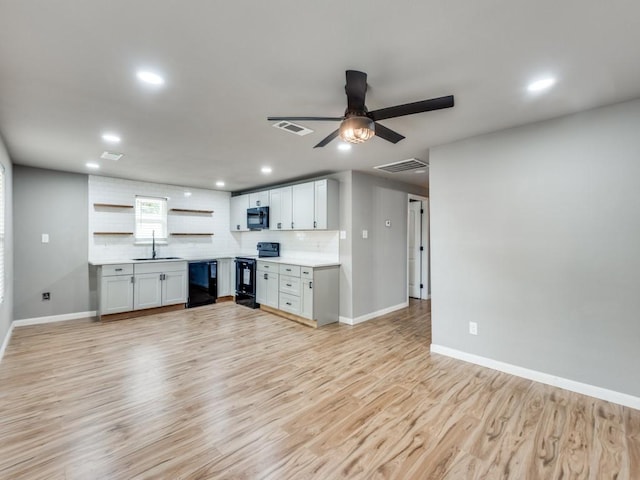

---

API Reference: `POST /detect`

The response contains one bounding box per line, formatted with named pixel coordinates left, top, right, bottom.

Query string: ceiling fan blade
left=313, top=129, right=340, bottom=148
left=268, top=116, right=344, bottom=121
left=374, top=123, right=405, bottom=144
left=369, top=95, right=454, bottom=121
left=345, top=70, right=367, bottom=111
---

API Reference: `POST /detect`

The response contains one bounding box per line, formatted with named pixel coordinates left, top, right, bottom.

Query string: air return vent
left=374, top=158, right=428, bottom=173
left=100, top=151, right=124, bottom=161
left=272, top=121, right=314, bottom=136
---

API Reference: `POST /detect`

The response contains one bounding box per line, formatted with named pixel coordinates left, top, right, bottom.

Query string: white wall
left=0, top=135, right=13, bottom=353
left=430, top=99, right=640, bottom=397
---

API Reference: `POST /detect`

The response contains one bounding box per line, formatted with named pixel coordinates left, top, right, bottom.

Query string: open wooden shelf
left=169, top=208, right=214, bottom=214
left=170, top=233, right=214, bottom=236
left=93, top=203, right=134, bottom=209
left=93, top=232, right=134, bottom=236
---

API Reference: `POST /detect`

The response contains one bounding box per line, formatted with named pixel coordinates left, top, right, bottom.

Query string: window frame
left=134, top=195, right=168, bottom=244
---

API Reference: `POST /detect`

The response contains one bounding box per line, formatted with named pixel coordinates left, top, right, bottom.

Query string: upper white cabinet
left=248, top=191, right=269, bottom=207
left=292, top=182, right=315, bottom=230
left=232, top=178, right=338, bottom=232
left=230, top=194, right=249, bottom=232
left=269, top=186, right=293, bottom=231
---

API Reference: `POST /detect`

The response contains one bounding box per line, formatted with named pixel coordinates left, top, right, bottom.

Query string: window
left=0, top=165, right=4, bottom=303
left=135, top=196, right=167, bottom=242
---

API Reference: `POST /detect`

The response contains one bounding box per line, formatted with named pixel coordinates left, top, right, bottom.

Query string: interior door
left=408, top=200, right=422, bottom=299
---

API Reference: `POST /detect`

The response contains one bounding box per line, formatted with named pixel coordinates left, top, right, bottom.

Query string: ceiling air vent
left=100, top=151, right=124, bottom=161
left=374, top=158, right=428, bottom=173
left=272, top=121, right=314, bottom=137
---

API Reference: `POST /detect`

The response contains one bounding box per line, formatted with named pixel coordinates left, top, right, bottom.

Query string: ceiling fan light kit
left=267, top=70, right=454, bottom=148
left=339, top=116, right=375, bottom=144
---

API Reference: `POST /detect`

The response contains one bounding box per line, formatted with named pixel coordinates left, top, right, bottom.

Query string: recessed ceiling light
left=183, top=192, right=192, bottom=197
left=261, top=166, right=272, bottom=174
left=527, top=77, right=556, bottom=92
left=215, top=181, right=225, bottom=187
left=86, top=162, right=100, bottom=169
left=102, top=133, right=121, bottom=144
left=136, top=70, right=165, bottom=86
left=337, top=143, right=352, bottom=151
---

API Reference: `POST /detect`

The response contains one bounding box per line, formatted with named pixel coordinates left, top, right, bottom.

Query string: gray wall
left=14, top=166, right=91, bottom=320
left=430, top=99, right=640, bottom=397
left=350, top=171, right=427, bottom=319
left=0, top=136, right=13, bottom=347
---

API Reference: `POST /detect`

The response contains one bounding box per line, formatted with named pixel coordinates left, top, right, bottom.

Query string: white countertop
left=89, top=255, right=340, bottom=268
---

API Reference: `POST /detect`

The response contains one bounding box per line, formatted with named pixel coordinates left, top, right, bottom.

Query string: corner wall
left=430, top=99, right=640, bottom=398
left=14, top=166, right=91, bottom=320
left=0, top=135, right=13, bottom=352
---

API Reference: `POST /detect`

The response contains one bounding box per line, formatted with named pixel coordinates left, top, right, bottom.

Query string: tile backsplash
left=89, top=175, right=339, bottom=262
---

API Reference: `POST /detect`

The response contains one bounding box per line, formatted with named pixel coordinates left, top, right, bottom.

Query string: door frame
left=407, top=193, right=429, bottom=300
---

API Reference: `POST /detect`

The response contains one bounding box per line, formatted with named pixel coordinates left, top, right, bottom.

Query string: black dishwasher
left=187, top=261, right=217, bottom=308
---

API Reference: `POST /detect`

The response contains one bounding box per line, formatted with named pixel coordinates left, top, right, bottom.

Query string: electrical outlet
left=42, top=292, right=51, bottom=301
left=469, top=321, right=478, bottom=335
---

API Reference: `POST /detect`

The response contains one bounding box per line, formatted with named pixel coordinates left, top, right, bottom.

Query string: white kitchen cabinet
left=269, top=186, right=292, bottom=230
left=230, top=194, right=249, bottom=232
left=216, top=258, right=233, bottom=297
left=292, top=182, right=315, bottom=230
left=313, top=179, right=339, bottom=230
left=99, top=263, right=134, bottom=315
left=248, top=191, right=269, bottom=207
left=256, top=261, right=279, bottom=308
left=133, top=261, right=187, bottom=310
left=300, top=268, right=313, bottom=320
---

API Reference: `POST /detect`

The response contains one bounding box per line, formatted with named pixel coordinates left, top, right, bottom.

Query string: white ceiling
left=1, top=1, right=639, bottom=192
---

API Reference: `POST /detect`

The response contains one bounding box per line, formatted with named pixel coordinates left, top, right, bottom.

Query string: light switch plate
left=362, top=230, right=368, bottom=239
left=340, top=230, right=347, bottom=240
left=41, top=233, right=49, bottom=243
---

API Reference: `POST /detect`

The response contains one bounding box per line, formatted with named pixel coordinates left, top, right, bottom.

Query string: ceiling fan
left=268, top=70, right=454, bottom=148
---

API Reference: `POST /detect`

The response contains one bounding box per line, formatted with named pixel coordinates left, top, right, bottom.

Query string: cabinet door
left=266, top=273, right=280, bottom=308
left=292, top=182, right=314, bottom=230
left=134, top=273, right=162, bottom=310
left=270, top=187, right=292, bottom=230
left=256, top=271, right=267, bottom=305
left=217, top=259, right=232, bottom=297
left=314, top=180, right=328, bottom=229
left=301, top=278, right=313, bottom=319
left=101, top=275, right=134, bottom=314
left=230, top=194, right=249, bottom=232
left=249, top=191, right=269, bottom=207
left=163, top=270, right=187, bottom=306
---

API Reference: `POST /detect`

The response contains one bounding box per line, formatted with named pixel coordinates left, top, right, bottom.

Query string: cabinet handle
left=286, top=302, right=292, bottom=306
left=131, top=276, right=135, bottom=284
left=291, top=222, right=294, bottom=229
left=309, top=281, right=313, bottom=289
left=286, top=268, right=291, bottom=272
left=314, top=221, right=317, bottom=229
left=115, top=268, right=123, bottom=272
left=286, top=283, right=292, bottom=287
left=256, top=200, right=261, bottom=206
left=277, top=222, right=281, bottom=229
left=264, top=273, right=268, bottom=280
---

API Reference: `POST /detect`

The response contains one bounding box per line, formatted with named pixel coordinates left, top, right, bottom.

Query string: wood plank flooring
left=0, top=300, right=638, bottom=479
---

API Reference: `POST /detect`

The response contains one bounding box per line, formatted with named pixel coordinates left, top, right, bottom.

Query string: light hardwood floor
left=0, top=300, right=638, bottom=479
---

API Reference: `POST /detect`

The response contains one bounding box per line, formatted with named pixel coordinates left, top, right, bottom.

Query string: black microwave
left=247, top=206, right=269, bottom=230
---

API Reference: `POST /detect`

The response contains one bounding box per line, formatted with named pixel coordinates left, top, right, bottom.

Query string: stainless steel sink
left=132, top=256, right=182, bottom=261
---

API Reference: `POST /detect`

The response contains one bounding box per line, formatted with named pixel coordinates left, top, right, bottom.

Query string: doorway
left=408, top=195, right=429, bottom=300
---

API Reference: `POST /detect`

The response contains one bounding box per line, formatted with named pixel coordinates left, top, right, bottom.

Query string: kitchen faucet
left=152, top=230, right=157, bottom=259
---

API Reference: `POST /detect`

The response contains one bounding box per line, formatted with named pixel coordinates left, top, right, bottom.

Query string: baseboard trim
left=339, top=301, right=409, bottom=325
left=0, top=321, right=16, bottom=362
left=430, top=344, right=640, bottom=411
left=14, top=310, right=97, bottom=327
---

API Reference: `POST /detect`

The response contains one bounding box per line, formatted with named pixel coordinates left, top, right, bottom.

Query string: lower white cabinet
left=98, top=261, right=187, bottom=316
left=216, top=258, right=234, bottom=297
left=256, top=261, right=279, bottom=308
left=256, top=261, right=339, bottom=326
left=99, top=264, right=135, bottom=315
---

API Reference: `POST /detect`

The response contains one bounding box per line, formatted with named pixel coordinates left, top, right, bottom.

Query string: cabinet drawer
left=101, top=264, right=133, bottom=276
left=300, top=267, right=313, bottom=280
left=279, top=275, right=301, bottom=296
left=279, top=264, right=301, bottom=277
left=257, top=261, right=277, bottom=273
left=279, top=292, right=301, bottom=315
